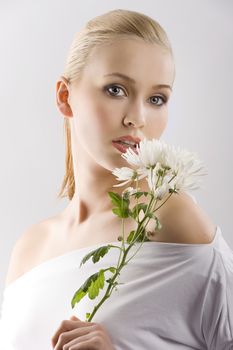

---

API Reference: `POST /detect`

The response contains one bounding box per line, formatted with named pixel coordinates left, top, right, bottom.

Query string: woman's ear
left=56, top=77, right=73, bottom=118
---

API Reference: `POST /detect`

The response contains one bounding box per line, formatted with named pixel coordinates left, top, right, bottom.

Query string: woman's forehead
left=89, top=38, right=171, bottom=63
left=83, top=40, right=175, bottom=86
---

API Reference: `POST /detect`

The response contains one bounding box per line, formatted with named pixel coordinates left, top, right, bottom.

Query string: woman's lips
left=112, top=141, right=138, bottom=154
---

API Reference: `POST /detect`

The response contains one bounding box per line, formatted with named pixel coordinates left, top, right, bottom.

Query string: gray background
left=0, top=0, right=232, bottom=305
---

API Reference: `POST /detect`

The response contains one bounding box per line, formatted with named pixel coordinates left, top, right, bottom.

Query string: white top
left=0, top=192, right=232, bottom=349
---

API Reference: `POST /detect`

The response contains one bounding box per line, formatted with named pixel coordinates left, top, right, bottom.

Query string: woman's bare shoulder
left=151, top=191, right=216, bottom=244
left=5, top=217, right=54, bottom=287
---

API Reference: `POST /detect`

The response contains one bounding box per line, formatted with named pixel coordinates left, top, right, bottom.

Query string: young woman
left=0, top=9, right=232, bottom=350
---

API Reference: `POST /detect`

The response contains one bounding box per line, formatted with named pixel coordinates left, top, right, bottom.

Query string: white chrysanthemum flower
left=171, top=157, right=208, bottom=191
left=162, top=146, right=208, bottom=191
left=162, top=149, right=208, bottom=191
left=146, top=162, right=161, bottom=191
left=121, top=138, right=163, bottom=168
left=112, top=138, right=207, bottom=193
left=154, top=182, right=171, bottom=200
left=112, top=167, right=146, bottom=188
left=147, top=141, right=207, bottom=193
left=137, top=139, right=163, bottom=168
left=122, top=187, right=138, bottom=197
left=120, top=146, right=142, bottom=167
left=147, top=165, right=172, bottom=198
left=112, top=167, right=135, bottom=187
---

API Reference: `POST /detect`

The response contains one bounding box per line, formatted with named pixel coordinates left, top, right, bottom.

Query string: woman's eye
left=149, top=96, right=167, bottom=106
left=105, top=85, right=167, bottom=106
left=105, top=85, right=125, bottom=97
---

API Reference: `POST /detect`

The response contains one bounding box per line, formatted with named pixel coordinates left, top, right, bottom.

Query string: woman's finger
left=51, top=319, right=82, bottom=347
left=70, top=315, right=80, bottom=321
left=51, top=318, right=95, bottom=348
left=54, top=329, right=100, bottom=350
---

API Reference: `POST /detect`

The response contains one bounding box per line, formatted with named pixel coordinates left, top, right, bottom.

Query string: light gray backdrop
left=0, top=0, right=232, bottom=305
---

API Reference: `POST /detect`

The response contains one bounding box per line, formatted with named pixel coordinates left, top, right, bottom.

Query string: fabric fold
left=0, top=225, right=232, bottom=350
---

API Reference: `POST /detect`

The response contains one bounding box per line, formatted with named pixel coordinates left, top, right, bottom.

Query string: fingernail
left=70, top=315, right=79, bottom=320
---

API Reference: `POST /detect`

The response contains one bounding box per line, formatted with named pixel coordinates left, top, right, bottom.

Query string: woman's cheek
left=94, top=103, right=121, bottom=129
left=146, top=112, right=168, bottom=138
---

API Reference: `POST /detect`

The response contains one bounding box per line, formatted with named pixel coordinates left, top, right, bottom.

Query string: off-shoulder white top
left=0, top=196, right=232, bottom=349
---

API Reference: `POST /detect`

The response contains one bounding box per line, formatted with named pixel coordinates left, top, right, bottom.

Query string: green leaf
left=104, top=266, right=118, bottom=284
left=112, top=207, right=130, bottom=218
left=131, top=191, right=150, bottom=199
left=130, top=203, right=148, bottom=220
left=132, top=191, right=144, bottom=199
left=121, top=197, right=130, bottom=210
left=112, top=207, right=121, bottom=217
left=86, top=312, right=91, bottom=320
left=109, top=266, right=117, bottom=273
left=71, top=271, right=98, bottom=308
left=108, top=191, right=122, bottom=207
left=71, top=269, right=106, bottom=308
left=135, top=228, right=146, bottom=242
left=92, top=246, right=110, bottom=264
left=155, top=217, right=163, bottom=230
left=79, top=245, right=121, bottom=268
left=88, top=269, right=105, bottom=300
left=126, top=230, right=136, bottom=244
left=109, top=191, right=130, bottom=218
left=71, top=289, right=86, bottom=308
left=126, top=228, right=150, bottom=243
left=122, top=191, right=130, bottom=200
left=80, top=245, right=112, bottom=267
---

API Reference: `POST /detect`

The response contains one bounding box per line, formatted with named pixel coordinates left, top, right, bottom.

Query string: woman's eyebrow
left=103, top=72, right=172, bottom=91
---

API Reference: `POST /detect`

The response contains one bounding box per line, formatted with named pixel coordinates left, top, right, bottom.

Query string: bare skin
left=51, top=316, right=115, bottom=350
left=5, top=37, right=216, bottom=350
left=6, top=37, right=216, bottom=285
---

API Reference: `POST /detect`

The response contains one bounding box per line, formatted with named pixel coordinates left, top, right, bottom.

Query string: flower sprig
left=70, top=138, right=207, bottom=322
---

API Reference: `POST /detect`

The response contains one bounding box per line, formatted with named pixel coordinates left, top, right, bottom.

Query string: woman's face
left=67, top=37, right=175, bottom=171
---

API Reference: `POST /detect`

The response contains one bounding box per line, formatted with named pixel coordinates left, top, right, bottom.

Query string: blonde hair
left=57, top=8, right=174, bottom=201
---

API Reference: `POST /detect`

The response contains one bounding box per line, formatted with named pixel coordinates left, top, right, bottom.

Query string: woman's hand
left=51, top=315, right=115, bottom=350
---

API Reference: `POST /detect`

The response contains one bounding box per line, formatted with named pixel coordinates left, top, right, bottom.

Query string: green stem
left=87, top=243, right=132, bottom=322
left=123, top=171, right=171, bottom=263
left=151, top=192, right=173, bottom=213
left=123, top=190, right=157, bottom=264
left=117, top=219, right=125, bottom=266
left=87, top=171, right=177, bottom=322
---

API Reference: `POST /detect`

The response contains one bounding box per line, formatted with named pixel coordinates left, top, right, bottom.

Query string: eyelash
left=104, top=84, right=167, bottom=106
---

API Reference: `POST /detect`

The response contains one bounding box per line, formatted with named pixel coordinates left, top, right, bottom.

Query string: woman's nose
left=123, top=102, right=146, bottom=128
